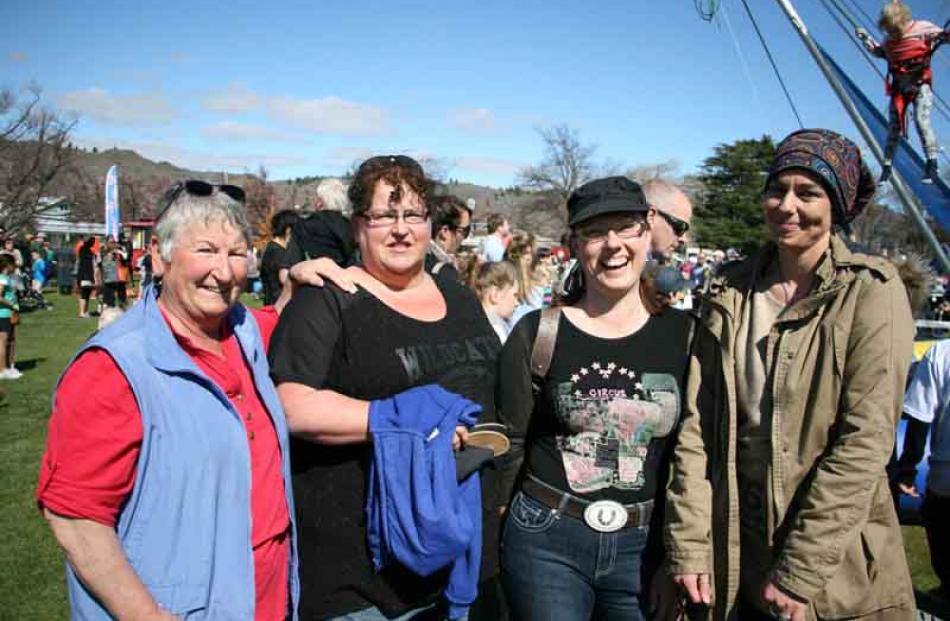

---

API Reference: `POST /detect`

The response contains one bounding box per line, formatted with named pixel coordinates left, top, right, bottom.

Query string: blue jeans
left=501, top=491, right=648, bottom=621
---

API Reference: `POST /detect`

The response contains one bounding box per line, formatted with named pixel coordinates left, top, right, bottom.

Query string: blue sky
left=2, top=0, right=948, bottom=186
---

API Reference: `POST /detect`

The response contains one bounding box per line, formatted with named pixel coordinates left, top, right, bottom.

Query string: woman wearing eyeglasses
left=497, top=176, right=693, bottom=620
left=269, top=155, right=503, bottom=620
left=666, top=129, right=915, bottom=621
left=38, top=180, right=300, bottom=620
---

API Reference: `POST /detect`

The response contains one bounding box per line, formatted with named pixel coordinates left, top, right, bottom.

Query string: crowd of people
left=28, top=124, right=948, bottom=621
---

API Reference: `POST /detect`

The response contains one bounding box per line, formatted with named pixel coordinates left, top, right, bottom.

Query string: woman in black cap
left=666, top=129, right=916, bottom=621
left=497, top=176, right=694, bottom=619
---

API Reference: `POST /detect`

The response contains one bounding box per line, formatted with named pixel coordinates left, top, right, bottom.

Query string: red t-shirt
left=37, top=306, right=290, bottom=621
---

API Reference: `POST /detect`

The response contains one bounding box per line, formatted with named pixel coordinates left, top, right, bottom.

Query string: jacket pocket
left=508, top=491, right=557, bottom=533
left=812, top=523, right=910, bottom=619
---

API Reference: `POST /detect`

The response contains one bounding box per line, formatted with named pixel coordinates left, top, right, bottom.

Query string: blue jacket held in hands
left=366, top=384, right=483, bottom=621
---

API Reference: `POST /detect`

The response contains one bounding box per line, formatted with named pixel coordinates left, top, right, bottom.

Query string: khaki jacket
left=664, top=236, right=915, bottom=620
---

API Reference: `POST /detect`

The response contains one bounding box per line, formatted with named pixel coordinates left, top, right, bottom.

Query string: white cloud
left=202, top=82, right=263, bottom=114
left=269, top=96, right=389, bottom=136
left=60, top=88, right=176, bottom=126
left=451, top=108, right=497, bottom=132
left=203, top=84, right=390, bottom=137
left=201, top=121, right=305, bottom=144
left=454, top=156, right=522, bottom=176
left=8, top=51, right=29, bottom=63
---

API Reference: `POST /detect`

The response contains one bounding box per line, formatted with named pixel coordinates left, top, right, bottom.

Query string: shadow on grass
left=17, top=358, right=46, bottom=370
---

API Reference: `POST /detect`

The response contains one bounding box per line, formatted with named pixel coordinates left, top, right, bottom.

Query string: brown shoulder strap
left=530, top=306, right=562, bottom=382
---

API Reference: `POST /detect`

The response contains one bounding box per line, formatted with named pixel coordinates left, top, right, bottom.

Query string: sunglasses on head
left=359, top=154, right=424, bottom=174
left=654, top=208, right=690, bottom=236
left=158, top=180, right=246, bottom=218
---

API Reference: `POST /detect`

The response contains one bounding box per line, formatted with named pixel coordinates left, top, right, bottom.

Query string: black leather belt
left=522, top=476, right=654, bottom=529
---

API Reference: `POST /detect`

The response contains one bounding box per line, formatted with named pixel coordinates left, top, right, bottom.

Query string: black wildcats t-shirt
left=498, top=308, right=692, bottom=505
left=269, top=279, right=499, bottom=619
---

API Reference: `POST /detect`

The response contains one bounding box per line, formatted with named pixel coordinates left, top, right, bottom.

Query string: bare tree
left=510, top=193, right=566, bottom=240
left=68, top=169, right=172, bottom=224
left=244, top=166, right=280, bottom=240
left=850, top=198, right=938, bottom=258
left=0, top=84, right=79, bottom=233
left=120, top=175, right=172, bottom=221
left=518, top=124, right=597, bottom=204
left=624, top=160, right=681, bottom=185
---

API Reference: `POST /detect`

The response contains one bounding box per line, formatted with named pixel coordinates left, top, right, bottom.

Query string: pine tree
left=693, top=136, right=776, bottom=254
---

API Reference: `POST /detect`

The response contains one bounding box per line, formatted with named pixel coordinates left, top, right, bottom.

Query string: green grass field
left=0, top=292, right=942, bottom=618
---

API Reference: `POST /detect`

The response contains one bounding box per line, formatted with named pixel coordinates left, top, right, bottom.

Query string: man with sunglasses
left=638, top=180, right=694, bottom=316
left=426, top=194, right=473, bottom=282
left=642, top=179, right=693, bottom=262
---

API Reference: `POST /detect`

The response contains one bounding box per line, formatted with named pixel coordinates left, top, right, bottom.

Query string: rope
left=720, top=0, right=761, bottom=104
left=739, top=0, right=804, bottom=127
left=842, top=0, right=878, bottom=33
left=820, top=0, right=886, bottom=80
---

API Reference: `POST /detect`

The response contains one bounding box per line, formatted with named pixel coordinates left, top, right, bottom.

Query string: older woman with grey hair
left=37, top=180, right=300, bottom=620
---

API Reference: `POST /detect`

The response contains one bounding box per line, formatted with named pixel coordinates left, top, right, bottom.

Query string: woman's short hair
left=347, top=156, right=432, bottom=216
left=154, top=188, right=251, bottom=261
left=270, top=209, right=299, bottom=238
left=316, top=178, right=350, bottom=215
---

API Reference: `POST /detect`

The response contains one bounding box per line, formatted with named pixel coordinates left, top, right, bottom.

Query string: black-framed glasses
left=577, top=219, right=648, bottom=244
left=356, top=209, right=430, bottom=227
left=655, top=209, right=690, bottom=236
left=158, top=180, right=246, bottom=218
left=453, top=225, right=472, bottom=239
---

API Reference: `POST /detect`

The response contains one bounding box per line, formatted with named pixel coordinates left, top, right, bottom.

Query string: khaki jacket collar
left=701, top=235, right=863, bottom=340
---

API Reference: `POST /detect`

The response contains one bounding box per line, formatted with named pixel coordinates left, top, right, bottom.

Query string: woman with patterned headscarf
left=664, top=129, right=916, bottom=621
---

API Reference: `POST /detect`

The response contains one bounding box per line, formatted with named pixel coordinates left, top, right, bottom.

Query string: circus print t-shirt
left=499, top=308, right=692, bottom=505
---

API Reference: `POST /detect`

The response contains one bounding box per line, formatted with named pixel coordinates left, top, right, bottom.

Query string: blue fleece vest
left=62, top=289, right=299, bottom=620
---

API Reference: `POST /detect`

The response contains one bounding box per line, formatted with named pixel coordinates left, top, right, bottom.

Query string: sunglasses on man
left=654, top=208, right=690, bottom=236
left=158, top=180, right=246, bottom=218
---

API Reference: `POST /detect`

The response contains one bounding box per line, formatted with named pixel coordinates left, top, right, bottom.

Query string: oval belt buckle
left=583, top=500, right=628, bottom=532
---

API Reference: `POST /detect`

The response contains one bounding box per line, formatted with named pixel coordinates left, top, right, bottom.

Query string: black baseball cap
left=567, top=176, right=649, bottom=227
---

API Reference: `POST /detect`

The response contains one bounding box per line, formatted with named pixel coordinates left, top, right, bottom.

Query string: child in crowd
left=857, top=0, right=949, bottom=183
left=30, top=250, right=47, bottom=293
left=0, top=255, right=20, bottom=379
left=472, top=261, right=519, bottom=343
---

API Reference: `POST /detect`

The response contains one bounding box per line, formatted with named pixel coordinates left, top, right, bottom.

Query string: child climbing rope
left=856, top=0, right=949, bottom=184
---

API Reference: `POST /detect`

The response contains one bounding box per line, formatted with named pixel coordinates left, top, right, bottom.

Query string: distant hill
left=68, top=147, right=260, bottom=188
